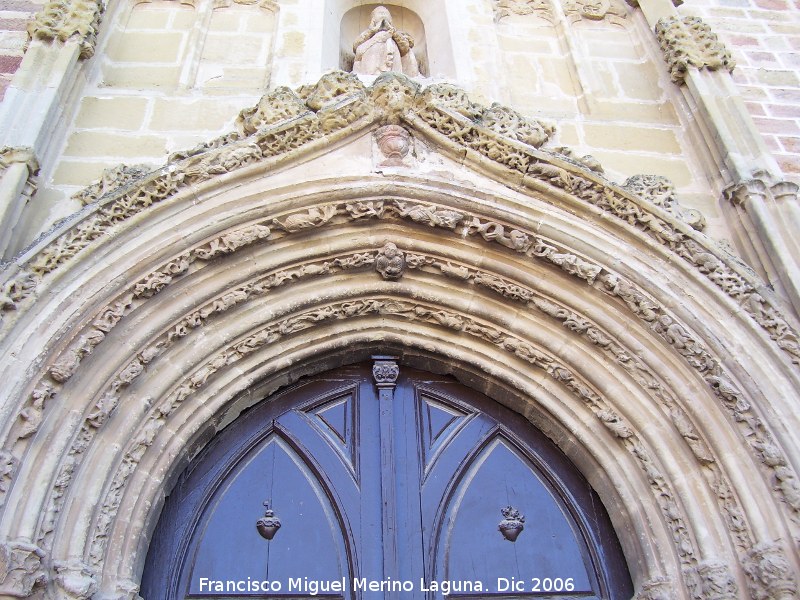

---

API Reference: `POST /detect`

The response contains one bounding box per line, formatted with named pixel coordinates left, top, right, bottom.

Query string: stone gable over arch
left=0, top=72, right=798, bottom=600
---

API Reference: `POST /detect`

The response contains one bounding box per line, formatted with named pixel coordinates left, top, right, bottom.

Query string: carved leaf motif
left=0, top=451, right=17, bottom=493
left=72, top=165, right=151, bottom=206
left=655, top=16, right=735, bottom=85
left=301, top=71, right=367, bottom=112
left=27, top=0, right=103, bottom=58
left=623, top=174, right=706, bottom=231
left=236, top=87, right=310, bottom=136
left=743, top=544, right=798, bottom=600
left=480, top=104, right=554, bottom=148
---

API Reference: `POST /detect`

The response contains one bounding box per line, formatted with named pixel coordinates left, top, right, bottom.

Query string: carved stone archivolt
left=655, top=16, right=735, bottom=85
left=26, top=0, right=103, bottom=59
left=12, top=229, right=790, bottom=596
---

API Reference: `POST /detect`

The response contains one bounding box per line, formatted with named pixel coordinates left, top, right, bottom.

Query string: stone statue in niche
left=352, top=6, right=420, bottom=77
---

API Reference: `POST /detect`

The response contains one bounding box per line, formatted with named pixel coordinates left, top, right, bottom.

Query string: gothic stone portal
left=142, top=361, right=632, bottom=599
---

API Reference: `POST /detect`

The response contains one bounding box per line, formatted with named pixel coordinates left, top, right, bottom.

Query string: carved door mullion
left=372, top=355, right=401, bottom=599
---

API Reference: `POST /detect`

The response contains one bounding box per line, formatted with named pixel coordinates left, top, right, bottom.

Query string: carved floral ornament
left=655, top=16, right=735, bottom=85
left=492, top=0, right=630, bottom=23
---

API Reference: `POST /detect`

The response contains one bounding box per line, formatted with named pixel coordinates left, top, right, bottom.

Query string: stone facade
left=0, top=1, right=798, bottom=600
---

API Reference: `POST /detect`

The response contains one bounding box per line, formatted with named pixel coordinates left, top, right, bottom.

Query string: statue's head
left=370, top=6, right=393, bottom=29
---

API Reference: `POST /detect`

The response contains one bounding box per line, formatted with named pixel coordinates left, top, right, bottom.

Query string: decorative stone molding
left=551, top=146, right=603, bottom=174
left=0, top=451, right=17, bottom=494
left=53, top=560, right=98, bottom=600
left=13, top=242, right=746, bottom=565
left=1, top=77, right=799, bottom=578
left=743, top=543, right=798, bottom=600
left=655, top=16, right=735, bottom=85
left=4, top=71, right=797, bottom=379
left=563, top=0, right=628, bottom=24
left=623, top=174, right=706, bottom=231
left=26, top=0, right=104, bottom=59
left=0, top=540, right=46, bottom=597
left=9, top=198, right=799, bottom=557
left=492, top=0, right=555, bottom=23
left=723, top=173, right=800, bottom=208
left=72, top=165, right=153, bottom=206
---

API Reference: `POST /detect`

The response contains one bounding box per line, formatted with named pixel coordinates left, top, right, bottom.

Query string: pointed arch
left=0, top=72, right=797, bottom=600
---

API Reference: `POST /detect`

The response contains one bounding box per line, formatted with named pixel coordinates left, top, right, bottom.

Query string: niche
left=339, top=4, right=428, bottom=77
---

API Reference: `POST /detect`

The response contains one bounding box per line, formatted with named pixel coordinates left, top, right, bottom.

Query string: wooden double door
left=142, top=361, right=632, bottom=600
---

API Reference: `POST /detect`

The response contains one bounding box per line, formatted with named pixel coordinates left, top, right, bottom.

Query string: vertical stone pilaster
left=0, top=0, right=102, bottom=257
left=634, top=0, right=800, bottom=316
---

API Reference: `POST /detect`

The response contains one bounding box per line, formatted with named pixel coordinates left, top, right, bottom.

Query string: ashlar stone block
left=583, top=124, right=681, bottom=153
left=74, top=96, right=149, bottom=130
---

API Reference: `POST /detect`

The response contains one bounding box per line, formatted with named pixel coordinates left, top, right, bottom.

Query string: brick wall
left=0, top=0, right=39, bottom=99
left=681, top=0, right=800, bottom=182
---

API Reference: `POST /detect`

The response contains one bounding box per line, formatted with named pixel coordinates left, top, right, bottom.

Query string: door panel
left=433, top=435, right=596, bottom=598
left=186, top=435, right=350, bottom=597
left=142, top=363, right=632, bottom=600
